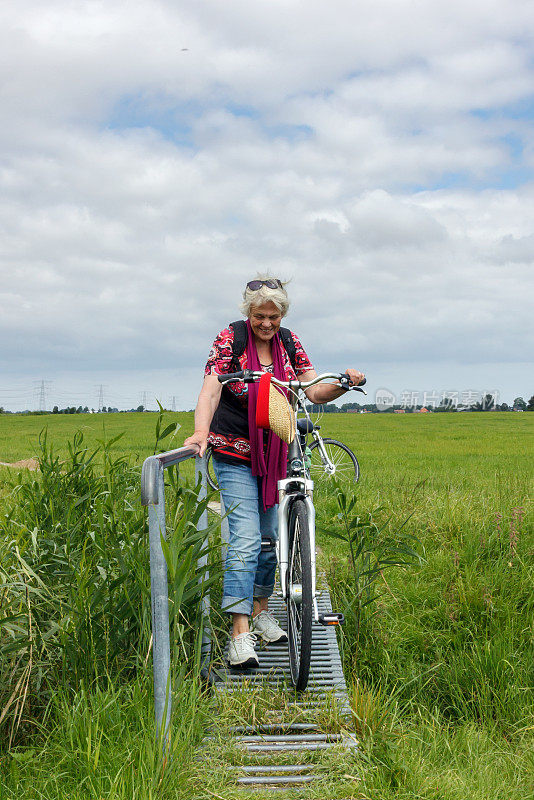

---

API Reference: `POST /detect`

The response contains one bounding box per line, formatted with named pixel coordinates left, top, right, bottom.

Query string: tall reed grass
left=0, top=423, right=217, bottom=750
left=319, top=474, right=533, bottom=738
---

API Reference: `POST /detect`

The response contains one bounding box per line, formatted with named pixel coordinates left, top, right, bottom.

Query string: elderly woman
left=184, top=278, right=364, bottom=667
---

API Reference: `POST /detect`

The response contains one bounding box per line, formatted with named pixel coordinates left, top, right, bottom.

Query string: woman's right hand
left=183, top=430, right=209, bottom=457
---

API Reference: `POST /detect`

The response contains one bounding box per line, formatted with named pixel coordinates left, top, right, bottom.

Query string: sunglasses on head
left=246, top=279, right=283, bottom=291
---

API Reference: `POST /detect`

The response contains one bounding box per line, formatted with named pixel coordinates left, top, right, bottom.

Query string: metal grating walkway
left=207, top=585, right=357, bottom=790
left=214, top=590, right=348, bottom=696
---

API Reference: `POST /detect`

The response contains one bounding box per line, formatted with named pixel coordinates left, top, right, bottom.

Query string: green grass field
left=1, top=410, right=532, bottom=799
left=0, top=411, right=193, bottom=465
left=2, top=408, right=531, bottom=493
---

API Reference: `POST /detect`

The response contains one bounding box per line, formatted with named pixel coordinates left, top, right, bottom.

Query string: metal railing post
left=141, top=445, right=211, bottom=746
left=148, top=460, right=172, bottom=749
left=195, top=456, right=212, bottom=676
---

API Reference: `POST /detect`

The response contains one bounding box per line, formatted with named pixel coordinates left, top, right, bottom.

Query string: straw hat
left=256, top=373, right=296, bottom=444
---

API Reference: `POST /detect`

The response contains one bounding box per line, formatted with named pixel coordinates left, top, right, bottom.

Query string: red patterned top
left=205, top=327, right=313, bottom=463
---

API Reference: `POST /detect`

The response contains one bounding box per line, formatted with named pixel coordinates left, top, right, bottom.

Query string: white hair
left=239, top=273, right=291, bottom=318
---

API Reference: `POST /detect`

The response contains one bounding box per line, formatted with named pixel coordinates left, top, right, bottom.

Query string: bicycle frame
left=277, top=384, right=319, bottom=619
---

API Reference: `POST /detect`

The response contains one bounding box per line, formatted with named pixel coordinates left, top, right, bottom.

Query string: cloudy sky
left=1, top=0, right=533, bottom=412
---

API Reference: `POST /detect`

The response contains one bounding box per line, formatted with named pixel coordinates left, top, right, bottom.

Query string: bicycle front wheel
left=287, top=498, right=313, bottom=691
left=309, top=438, right=360, bottom=483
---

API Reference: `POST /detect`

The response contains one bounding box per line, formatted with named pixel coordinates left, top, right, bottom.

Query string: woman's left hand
left=343, top=369, right=365, bottom=387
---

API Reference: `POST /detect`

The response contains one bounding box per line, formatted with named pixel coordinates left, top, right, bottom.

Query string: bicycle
left=206, top=404, right=360, bottom=490
left=216, top=369, right=366, bottom=690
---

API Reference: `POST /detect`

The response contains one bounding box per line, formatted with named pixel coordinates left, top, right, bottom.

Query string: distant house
left=415, top=407, right=429, bottom=413
left=394, top=409, right=405, bottom=414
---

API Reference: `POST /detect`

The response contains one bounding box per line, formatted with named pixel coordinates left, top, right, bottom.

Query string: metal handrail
left=141, top=445, right=199, bottom=504
left=141, top=445, right=208, bottom=751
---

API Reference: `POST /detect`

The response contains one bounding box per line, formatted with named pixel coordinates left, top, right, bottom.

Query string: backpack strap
left=229, top=320, right=248, bottom=371
left=279, top=327, right=298, bottom=373
left=228, top=320, right=298, bottom=373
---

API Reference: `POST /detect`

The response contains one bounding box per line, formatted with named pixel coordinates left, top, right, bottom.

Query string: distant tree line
left=0, top=405, right=149, bottom=415
left=52, top=406, right=91, bottom=414
left=50, top=405, right=142, bottom=414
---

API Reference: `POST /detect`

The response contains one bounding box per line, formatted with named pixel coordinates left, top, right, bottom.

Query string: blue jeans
left=213, top=458, right=278, bottom=616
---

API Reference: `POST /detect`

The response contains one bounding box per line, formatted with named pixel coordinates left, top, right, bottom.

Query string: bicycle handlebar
left=217, top=370, right=367, bottom=394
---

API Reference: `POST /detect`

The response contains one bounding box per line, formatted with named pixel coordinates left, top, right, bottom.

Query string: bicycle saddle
left=297, top=418, right=317, bottom=434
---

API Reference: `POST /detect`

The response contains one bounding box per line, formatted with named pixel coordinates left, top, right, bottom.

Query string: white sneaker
left=252, top=611, right=288, bottom=644
left=227, top=632, right=259, bottom=669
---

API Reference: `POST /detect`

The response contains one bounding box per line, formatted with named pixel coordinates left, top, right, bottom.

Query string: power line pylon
left=96, top=384, right=106, bottom=412
left=34, top=380, right=52, bottom=412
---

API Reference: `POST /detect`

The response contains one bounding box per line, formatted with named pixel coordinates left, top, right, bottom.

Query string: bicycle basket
left=256, top=373, right=296, bottom=444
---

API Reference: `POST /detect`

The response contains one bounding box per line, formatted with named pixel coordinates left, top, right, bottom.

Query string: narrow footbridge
left=209, top=583, right=357, bottom=790
left=141, top=447, right=357, bottom=794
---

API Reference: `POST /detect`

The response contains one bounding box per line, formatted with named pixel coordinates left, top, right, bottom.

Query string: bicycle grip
left=217, top=371, right=244, bottom=383
left=340, top=373, right=366, bottom=388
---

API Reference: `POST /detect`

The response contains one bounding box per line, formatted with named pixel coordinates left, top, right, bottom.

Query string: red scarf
left=246, top=320, right=288, bottom=509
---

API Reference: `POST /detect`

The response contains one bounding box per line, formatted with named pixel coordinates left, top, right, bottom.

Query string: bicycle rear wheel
left=205, top=446, right=219, bottom=491
left=309, top=438, right=360, bottom=483
left=287, top=498, right=313, bottom=691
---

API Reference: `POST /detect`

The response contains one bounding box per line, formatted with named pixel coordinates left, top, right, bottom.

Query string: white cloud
left=0, top=0, right=533, bottom=410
